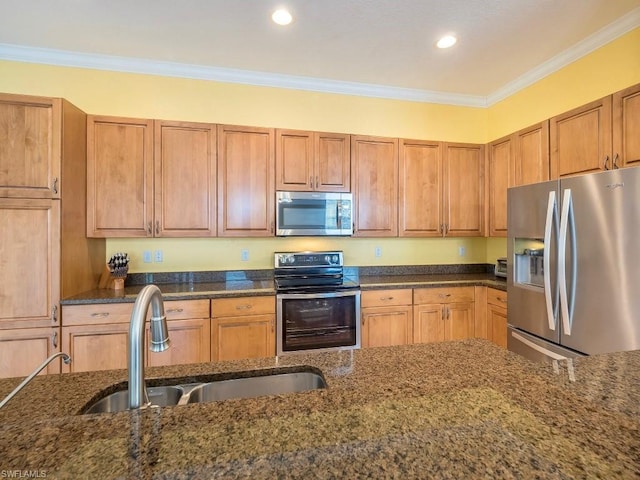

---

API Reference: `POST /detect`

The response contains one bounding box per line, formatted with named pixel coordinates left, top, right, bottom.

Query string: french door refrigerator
left=507, top=168, right=640, bottom=363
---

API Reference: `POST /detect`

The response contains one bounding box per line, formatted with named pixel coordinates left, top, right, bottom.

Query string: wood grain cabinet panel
left=361, top=289, right=413, bottom=348
left=488, top=136, right=511, bottom=237
left=486, top=289, right=508, bottom=348
left=351, top=135, right=398, bottom=236
left=0, top=327, right=61, bottom=377
left=87, top=115, right=154, bottom=237
left=613, top=83, right=640, bottom=168
left=276, top=129, right=350, bottom=192
left=154, top=121, right=217, bottom=237
left=398, top=139, right=443, bottom=236
left=147, top=318, right=211, bottom=367
left=211, top=296, right=275, bottom=361
left=513, top=121, right=550, bottom=186
left=413, top=287, right=475, bottom=344
left=217, top=125, right=275, bottom=236
left=0, top=93, right=60, bottom=199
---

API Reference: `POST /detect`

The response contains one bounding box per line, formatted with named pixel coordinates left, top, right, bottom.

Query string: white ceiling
left=1, top=0, right=639, bottom=106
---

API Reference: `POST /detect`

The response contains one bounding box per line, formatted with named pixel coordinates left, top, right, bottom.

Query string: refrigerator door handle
left=559, top=188, right=576, bottom=336
left=511, top=331, right=570, bottom=361
left=543, top=191, right=557, bottom=330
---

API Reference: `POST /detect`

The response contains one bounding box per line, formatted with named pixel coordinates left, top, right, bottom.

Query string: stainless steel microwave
left=276, top=191, right=353, bottom=236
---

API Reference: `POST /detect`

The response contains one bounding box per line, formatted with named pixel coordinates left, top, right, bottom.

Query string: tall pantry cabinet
left=0, top=93, right=105, bottom=379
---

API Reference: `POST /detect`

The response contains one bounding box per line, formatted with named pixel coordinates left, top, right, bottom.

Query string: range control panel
left=274, top=251, right=343, bottom=268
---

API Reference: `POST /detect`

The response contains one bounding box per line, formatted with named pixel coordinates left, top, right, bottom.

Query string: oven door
left=276, top=290, right=361, bottom=355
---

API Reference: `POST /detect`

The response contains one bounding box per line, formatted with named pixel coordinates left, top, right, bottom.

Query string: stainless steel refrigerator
left=507, top=168, right=640, bottom=363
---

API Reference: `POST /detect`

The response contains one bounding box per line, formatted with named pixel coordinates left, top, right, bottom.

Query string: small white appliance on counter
left=507, top=168, right=640, bottom=363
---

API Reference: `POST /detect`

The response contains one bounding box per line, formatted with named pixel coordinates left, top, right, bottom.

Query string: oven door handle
left=277, top=290, right=360, bottom=300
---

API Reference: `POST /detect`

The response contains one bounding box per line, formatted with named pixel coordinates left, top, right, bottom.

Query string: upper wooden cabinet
left=217, top=125, right=275, bottom=237
left=443, top=143, right=485, bottom=237
left=275, top=129, right=350, bottom=192
left=87, top=115, right=154, bottom=237
left=487, top=121, right=549, bottom=237
left=612, top=83, right=640, bottom=168
left=398, top=139, right=442, bottom=236
left=0, top=93, right=62, bottom=199
left=351, top=135, right=398, bottom=236
left=154, top=121, right=217, bottom=237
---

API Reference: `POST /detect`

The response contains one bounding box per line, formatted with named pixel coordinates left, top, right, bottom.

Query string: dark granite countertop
left=0, top=340, right=638, bottom=478
left=61, top=273, right=506, bottom=305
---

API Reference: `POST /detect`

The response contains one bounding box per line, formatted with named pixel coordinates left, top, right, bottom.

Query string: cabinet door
left=275, top=129, right=313, bottom=191
left=613, top=84, right=640, bottom=168
left=550, top=97, right=612, bottom=178
left=445, top=303, right=475, bottom=341
left=513, top=121, right=550, bottom=186
left=0, top=327, right=60, bottom=378
left=212, top=314, right=275, bottom=361
left=399, top=139, right=443, bottom=236
left=0, top=199, right=59, bottom=330
left=87, top=116, right=154, bottom=237
left=147, top=318, right=211, bottom=366
left=413, top=304, right=445, bottom=343
left=361, top=305, right=412, bottom=347
left=217, top=125, right=275, bottom=236
left=0, top=93, right=60, bottom=199
left=487, top=304, right=508, bottom=348
left=315, top=132, right=350, bottom=192
left=351, top=135, right=398, bottom=236
left=61, top=323, right=129, bottom=373
left=154, top=121, right=216, bottom=237
left=443, top=143, right=484, bottom=236
left=488, top=136, right=511, bottom=237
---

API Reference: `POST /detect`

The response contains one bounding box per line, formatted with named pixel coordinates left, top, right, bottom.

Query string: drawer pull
left=380, top=296, right=394, bottom=301
left=497, top=297, right=506, bottom=303
left=236, top=304, right=253, bottom=310
left=90, top=312, right=110, bottom=318
left=438, top=293, right=452, bottom=299
left=167, top=308, right=184, bottom=314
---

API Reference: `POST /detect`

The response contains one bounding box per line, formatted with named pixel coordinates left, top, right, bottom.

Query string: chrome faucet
left=128, top=284, right=170, bottom=409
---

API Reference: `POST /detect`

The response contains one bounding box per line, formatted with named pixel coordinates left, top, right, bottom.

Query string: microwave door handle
left=543, top=191, right=557, bottom=331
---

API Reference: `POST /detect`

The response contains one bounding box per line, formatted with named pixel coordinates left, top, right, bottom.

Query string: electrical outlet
left=458, top=246, right=466, bottom=257
left=154, top=250, right=163, bottom=262
left=241, top=249, right=249, bottom=262
left=143, top=250, right=152, bottom=263
left=374, top=246, right=382, bottom=258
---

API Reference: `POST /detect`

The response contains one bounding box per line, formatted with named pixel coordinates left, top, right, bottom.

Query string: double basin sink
left=82, top=368, right=327, bottom=415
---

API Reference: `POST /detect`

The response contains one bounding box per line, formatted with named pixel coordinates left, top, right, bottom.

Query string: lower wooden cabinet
left=0, top=327, right=61, bottom=378
left=361, top=289, right=413, bottom=347
left=486, top=288, right=508, bottom=348
left=413, top=287, right=475, bottom=343
left=61, top=299, right=210, bottom=373
left=211, top=296, right=275, bottom=361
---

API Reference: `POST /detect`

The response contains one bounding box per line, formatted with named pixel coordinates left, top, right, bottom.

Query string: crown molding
left=487, top=6, right=640, bottom=106
left=0, top=6, right=638, bottom=109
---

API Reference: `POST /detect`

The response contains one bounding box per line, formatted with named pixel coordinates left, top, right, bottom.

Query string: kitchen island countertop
left=0, top=339, right=638, bottom=479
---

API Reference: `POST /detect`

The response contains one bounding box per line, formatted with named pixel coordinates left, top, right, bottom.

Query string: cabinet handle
left=497, top=297, right=506, bottom=304
left=166, top=308, right=184, bottom=314
left=309, top=176, right=313, bottom=188
left=446, top=306, right=450, bottom=319
left=270, top=221, right=274, bottom=234
left=603, top=155, right=610, bottom=170
left=52, top=331, right=58, bottom=348
left=380, top=296, right=394, bottom=301
left=441, top=308, right=445, bottom=320
left=52, top=177, right=59, bottom=194
left=90, top=312, right=110, bottom=318
left=438, top=293, right=452, bottom=299
left=155, top=221, right=160, bottom=235
left=235, top=304, right=253, bottom=310
left=271, top=319, right=274, bottom=333
left=147, top=222, right=152, bottom=235
left=315, top=176, right=319, bottom=189
left=51, top=305, right=58, bottom=323
left=445, top=224, right=449, bottom=234
left=612, top=153, right=619, bottom=169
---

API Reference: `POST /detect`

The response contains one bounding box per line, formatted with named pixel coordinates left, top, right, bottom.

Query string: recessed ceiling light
left=272, top=8, right=293, bottom=26
left=436, top=35, right=457, bottom=49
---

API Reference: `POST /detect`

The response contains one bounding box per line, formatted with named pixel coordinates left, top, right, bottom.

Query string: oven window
left=280, top=295, right=358, bottom=351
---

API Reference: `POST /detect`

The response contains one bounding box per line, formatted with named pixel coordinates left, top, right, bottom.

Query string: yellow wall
left=1, top=27, right=639, bottom=272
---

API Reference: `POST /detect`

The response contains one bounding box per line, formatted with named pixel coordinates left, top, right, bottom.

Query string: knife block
left=98, top=264, right=126, bottom=291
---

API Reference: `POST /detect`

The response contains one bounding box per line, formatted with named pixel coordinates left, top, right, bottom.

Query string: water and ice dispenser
left=514, top=239, right=545, bottom=288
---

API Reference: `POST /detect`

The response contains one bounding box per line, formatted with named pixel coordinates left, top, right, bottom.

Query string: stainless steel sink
left=83, top=385, right=185, bottom=414
left=81, top=369, right=327, bottom=414
left=186, top=371, right=327, bottom=404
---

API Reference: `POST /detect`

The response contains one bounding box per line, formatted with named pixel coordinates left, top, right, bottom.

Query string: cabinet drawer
left=62, top=303, right=134, bottom=326
left=413, top=287, right=475, bottom=305
left=487, top=288, right=508, bottom=308
left=362, top=289, right=412, bottom=307
left=164, top=300, right=210, bottom=320
left=212, top=296, right=275, bottom=317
